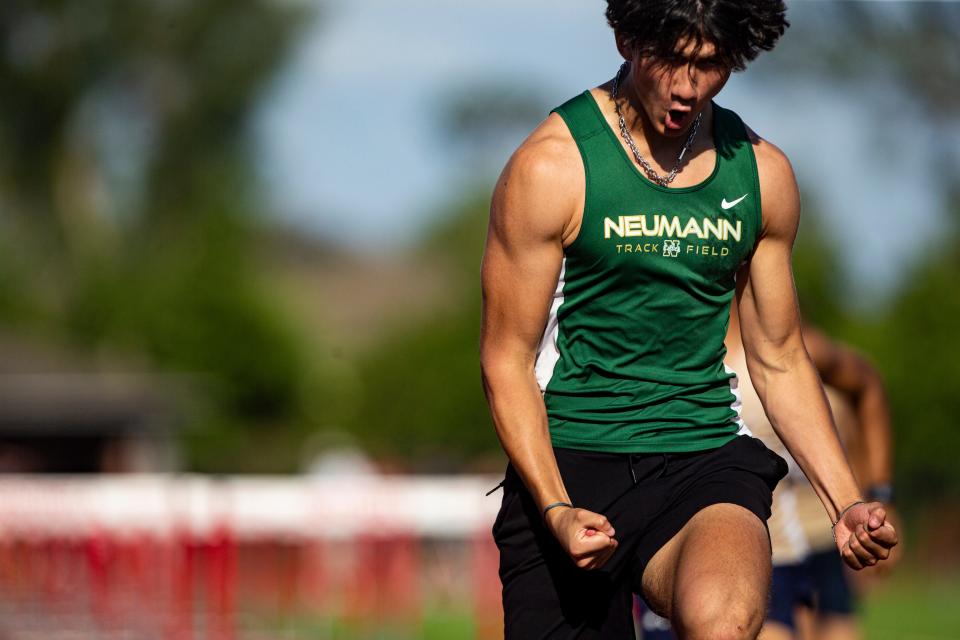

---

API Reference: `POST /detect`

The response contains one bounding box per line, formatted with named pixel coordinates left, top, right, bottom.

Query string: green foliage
left=762, top=3, right=960, bottom=121
left=65, top=210, right=307, bottom=420
left=437, top=79, right=551, bottom=165
left=858, top=569, right=960, bottom=639
left=792, top=207, right=845, bottom=332
left=349, top=305, right=492, bottom=464
left=788, top=198, right=960, bottom=507
left=778, top=3, right=960, bottom=507
left=860, top=241, right=960, bottom=505
left=345, top=193, right=496, bottom=466
left=0, top=1, right=319, bottom=471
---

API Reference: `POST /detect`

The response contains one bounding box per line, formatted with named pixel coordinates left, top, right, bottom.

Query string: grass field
left=858, top=571, right=960, bottom=640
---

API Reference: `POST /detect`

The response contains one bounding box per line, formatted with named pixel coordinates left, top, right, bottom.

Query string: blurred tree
left=342, top=82, right=555, bottom=468
left=0, top=1, right=323, bottom=471
left=873, top=249, right=960, bottom=502
left=774, top=3, right=960, bottom=508
left=437, top=78, right=550, bottom=171
left=855, top=183, right=960, bottom=506
left=344, top=192, right=492, bottom=468
left=791, top=194, right=846, bottom=332
left=759, top=2, right=960, bottom=122
left=329, top=81, right=544, bottom=468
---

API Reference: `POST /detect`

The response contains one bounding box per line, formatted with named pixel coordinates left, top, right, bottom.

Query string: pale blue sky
left=252, top=0, right=955, bottom=306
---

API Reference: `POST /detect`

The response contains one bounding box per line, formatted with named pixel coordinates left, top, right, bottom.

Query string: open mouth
left=666, top=109, right=690, bottom=129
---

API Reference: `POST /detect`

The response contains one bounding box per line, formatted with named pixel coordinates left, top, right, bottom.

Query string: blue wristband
left=542, top=501, right=573, bottom=519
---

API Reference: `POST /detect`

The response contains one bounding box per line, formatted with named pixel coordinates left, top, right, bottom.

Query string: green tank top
left=537, top=90, right=761, bottom=453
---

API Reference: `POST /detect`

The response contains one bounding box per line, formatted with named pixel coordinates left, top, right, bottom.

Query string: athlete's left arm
left=734, top=131, right=899, bottom=570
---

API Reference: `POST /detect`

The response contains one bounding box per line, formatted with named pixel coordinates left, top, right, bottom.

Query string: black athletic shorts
left=490, top=433, right=789, bottom=639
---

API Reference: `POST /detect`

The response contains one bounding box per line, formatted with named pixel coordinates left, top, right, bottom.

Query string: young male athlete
left=479, top=2, right=899, bottom=638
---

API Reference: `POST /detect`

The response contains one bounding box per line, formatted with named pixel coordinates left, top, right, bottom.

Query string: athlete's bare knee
left=673, top=596, right=765, bottom=640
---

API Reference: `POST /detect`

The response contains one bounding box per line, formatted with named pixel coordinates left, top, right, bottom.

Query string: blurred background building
left=0, top=0, right=958, bottom=637
left=0, top=330, right=183, bottom=473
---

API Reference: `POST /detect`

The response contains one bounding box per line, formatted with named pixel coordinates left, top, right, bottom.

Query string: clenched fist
left=544, top=506, right=619, bottom=570
left=833, top=502, right=899, bottom=570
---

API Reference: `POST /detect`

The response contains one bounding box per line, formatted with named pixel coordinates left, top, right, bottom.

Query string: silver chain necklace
left=611, top=61, right=702, bottom=187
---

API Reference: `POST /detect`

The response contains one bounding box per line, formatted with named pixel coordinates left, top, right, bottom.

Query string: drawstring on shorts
left=485, top=479, right=505, bottom=496
left=628, top=452, right=669, bottom=485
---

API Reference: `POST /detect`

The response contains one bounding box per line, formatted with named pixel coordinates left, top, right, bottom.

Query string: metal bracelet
left=831, top=499, right=867, bottom=528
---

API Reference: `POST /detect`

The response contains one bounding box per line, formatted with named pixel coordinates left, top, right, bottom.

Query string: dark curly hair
left=606, top=0, right=789, bottom=71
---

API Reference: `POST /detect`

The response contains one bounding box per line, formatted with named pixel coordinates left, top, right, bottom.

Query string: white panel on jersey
left=725, top=362, right=753, bottom=437
left=535, top=258, right=566, bottom=393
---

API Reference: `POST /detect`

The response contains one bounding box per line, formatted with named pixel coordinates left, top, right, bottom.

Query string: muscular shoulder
left=744, top=123, right=801, bottom=241
left=490, top=113, right=584, bottom=246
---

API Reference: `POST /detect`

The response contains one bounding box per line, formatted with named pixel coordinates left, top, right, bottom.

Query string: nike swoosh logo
left=721, top=194, right=748, bottom=209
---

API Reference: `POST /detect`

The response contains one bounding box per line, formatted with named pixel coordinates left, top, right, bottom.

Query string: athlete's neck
left=614, top=76, right=715, bottom=169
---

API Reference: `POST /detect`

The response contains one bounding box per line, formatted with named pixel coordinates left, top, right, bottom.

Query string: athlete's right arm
left=480, top=115, right=618, bottom=569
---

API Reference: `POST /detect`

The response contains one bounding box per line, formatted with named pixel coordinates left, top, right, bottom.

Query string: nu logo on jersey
left=663, top=240, right=681, bottom=257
